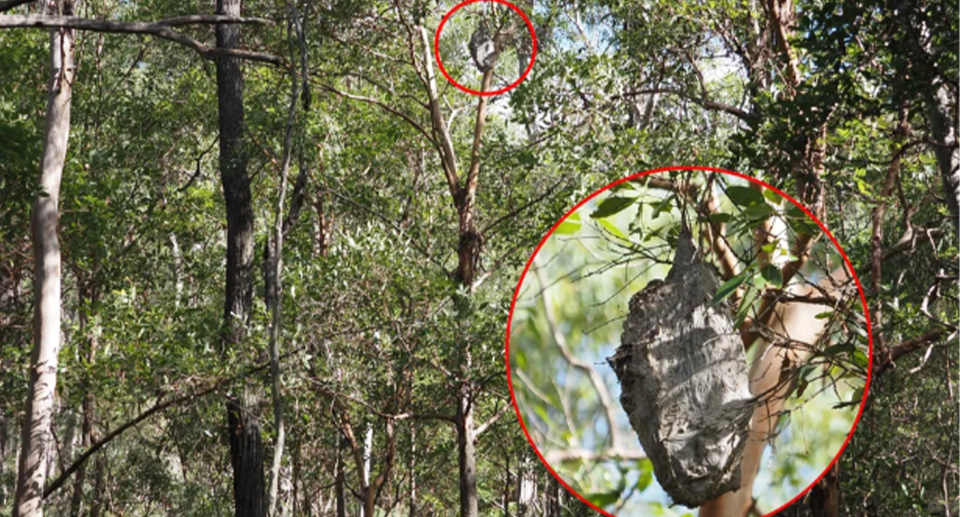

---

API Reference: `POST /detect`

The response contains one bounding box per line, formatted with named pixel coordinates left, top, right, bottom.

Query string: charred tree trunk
left=13, top=2, right=74, bottom=516
left=215, top=0, right=264, bottom=516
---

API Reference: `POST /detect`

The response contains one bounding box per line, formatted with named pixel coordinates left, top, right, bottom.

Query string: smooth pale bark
left=700, top=268, right=849, bottom=517
left=13, top=3, right=74, bottom=515
left=361, top=424, right=372, bottom=517
left=517, top=458, right=536, bottom=517
left=215, top=0, right=264, bottom=516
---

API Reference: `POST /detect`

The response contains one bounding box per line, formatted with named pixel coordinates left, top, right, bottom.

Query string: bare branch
left=315, top=81, right=437, bottom=149
left=44, top=380, right=228, bottom=498
left=875, top=329, right=948, bottom=378
left=616, top=87, right=757, bottom=122
left=545, top=448, right=647, bottom=464
left=0, top=14, right=282, bottom=64
left=533, top=263, right=622, bottom=451
left=0, top=0, right=34, bottom=14
left=475, top=404, right=512, bottom=437
left=419, top=25, right=460, bottom=196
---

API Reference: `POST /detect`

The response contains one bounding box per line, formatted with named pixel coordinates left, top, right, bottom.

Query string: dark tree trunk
left=808, top=463, right=840, bottom=517
left=215, top=0, right=263, bottom=516
left=227, top=395, right=265, bottom=517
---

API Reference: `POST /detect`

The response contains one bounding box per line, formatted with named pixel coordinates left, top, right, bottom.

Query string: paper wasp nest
left=608, top=229, right=753, bottom=508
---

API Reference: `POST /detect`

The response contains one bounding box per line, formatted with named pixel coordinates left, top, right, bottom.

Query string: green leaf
left=587, top=489, right=621, bottom=508
left=651, top=197, right=673, bottom=219
left=760, top=265, right=782, bottom=288
left=824, top=343, right=855, bottom=356
left=590, top=196, right=636, bottom=219
left=735, top=284, right=758, bottom=327
left=554, top=212, right=581, bottom=235
left=763, top=188, right=783, bottom=204
left=725, top=185, right=765, bottom=206
left=786, top=204, right=819, bottom=236
left=636, top=459, right=654, bottom=491
left=850, top=386, right=865, bottom=407
left=597, top=218, right=627, bottom=240
left=741, top=202, right=776, bottom=221
left=852, top=350, right=869, bottom=369
left=713, top=272, right=747, bottom=303
left=707, top=212, right=732, bottom=224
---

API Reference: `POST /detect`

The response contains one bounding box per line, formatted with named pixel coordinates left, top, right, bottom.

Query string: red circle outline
left=504, top=166, right=874, bottom=517
left=433, top=0, right=538, bottom=96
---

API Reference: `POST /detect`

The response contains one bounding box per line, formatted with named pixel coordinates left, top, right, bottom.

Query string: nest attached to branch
left=608, top=229, right=754, bottom=508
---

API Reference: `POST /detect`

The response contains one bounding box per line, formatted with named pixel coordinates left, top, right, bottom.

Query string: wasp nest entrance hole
left=608, top=229, right=754, bottom=508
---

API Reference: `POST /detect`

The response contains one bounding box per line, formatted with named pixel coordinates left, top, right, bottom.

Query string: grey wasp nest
left=468, top=22, right=497, bottom=72
left=607, top=228, right=754, bottom=507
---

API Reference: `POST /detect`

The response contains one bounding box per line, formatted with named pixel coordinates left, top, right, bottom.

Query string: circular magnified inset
left=506, top=167, right=872, bottom=516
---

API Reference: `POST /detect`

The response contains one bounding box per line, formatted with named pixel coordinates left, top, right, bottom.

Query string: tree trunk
left=808, top=462, right=840, bottom=517
left=502, top=448, right=509, bottom=517
left=336, top=438, right=346, bottom=517
left=408, top=423, right=417, bottom=517
left=926, top=82, right=960, bottom=228
left=69, top=290, right=98, bottom=517
left=362, top=423, right=374, bottom=517
left=265, top=22, right=300, bottom=514
left=88, top=455, right=105, bottom=517
left=457, top=396, right=478, bottom=517
left=517, top=457, right=536, bottom=517
left=215, top=0, right=264, bottom=516
left=13, top=2, right=74, bottom=515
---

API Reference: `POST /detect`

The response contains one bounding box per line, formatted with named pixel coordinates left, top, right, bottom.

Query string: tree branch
left=533, top=263, right=622, bottom=451
left=314, top=81, right=437, bottom=149
left=616, top=87, right=757, bottom=122
left=875, top=329, right=948, bottom=378
left=44, top=379, right=228, bottom=497
left=0, top=14, right=282, bottom=65
left=544, top=448, right=648, bottom=464
left=0, top=0, right=32, bottom=13
left=475, top=403, right=511, bottom=437
left=419, top=25, right=460, bottom=198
